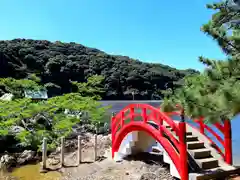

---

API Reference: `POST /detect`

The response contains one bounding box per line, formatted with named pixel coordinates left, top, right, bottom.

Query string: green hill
left=0, top=39, right=198, bottom=100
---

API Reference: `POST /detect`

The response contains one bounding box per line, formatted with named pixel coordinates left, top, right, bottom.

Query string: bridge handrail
left=112, top=103, right=180, bottom=135
left=166, top=111, right=232, bottom=165
left=111, top=104, right=188, bottom=180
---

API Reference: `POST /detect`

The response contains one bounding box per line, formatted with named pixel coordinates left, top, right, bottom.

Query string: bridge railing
left=166, top=111, right=232, bottom=165
left=195, top=118, right=232, bottom=165
left=111, top=104, right=188, bottom=180
left=111, top=104, right=181, bottom=149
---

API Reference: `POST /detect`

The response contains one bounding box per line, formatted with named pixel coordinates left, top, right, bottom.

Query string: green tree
left=0, top=76, right=110, bottom=152
left=161, top=0, right=240, bottom=123
left=0, top=75, right=44, bottom=98
left=0, top=38, right=197, bottom=100
left=71, top=75, right=105, bottom=100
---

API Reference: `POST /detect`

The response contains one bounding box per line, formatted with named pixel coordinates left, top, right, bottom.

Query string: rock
left=100, top=134, right=111, bottom=143
left=55, top=147, right=61, bottom=153
left=47, top=158, right=60, bottom=166
left=9, top=126, right=25, bottom=135
left=0, top=154, right=16, bottom=169
left=98, top=123, right=110, bottom=134
left=0, top=93, right=14, bottom=101
left=17, top=150, right=35, bottom=165
left=139, top=173, right=158, bottom=180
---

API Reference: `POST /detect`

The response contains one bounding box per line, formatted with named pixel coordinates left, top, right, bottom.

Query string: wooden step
left=166, top=127, right=192, bottom=136
left=165, top=125, right=172, bottom=129
left=185, top=131, right=193, bottom=136
left=187, top=141, right=205, bottom=149
left=196, top=157, right=218, bottom=170
left=186, top=135, right=198, bottom=142
left=189, top=148, right=211, bottom=159
left=152, top=146, right=162, bottom=153
left=171, top=133, right=198, bottom=142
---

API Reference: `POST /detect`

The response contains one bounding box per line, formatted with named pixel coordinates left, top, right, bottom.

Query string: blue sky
left=0, top=0, right=226, bottom=71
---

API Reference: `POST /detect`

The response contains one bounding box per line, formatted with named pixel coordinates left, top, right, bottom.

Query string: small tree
left=70, top=75, right=105, bottom=100
left=0, top=75, right=44, bottom=98
left=0, top=75, right=110, bottom=151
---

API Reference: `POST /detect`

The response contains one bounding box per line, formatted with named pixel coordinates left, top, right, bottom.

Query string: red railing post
left=121, top=111, right=124, bottom=127
left=199, top=117, right=205, bottom=135
left=130, top=107, right=134, bottom=122
left=179, top=109, right=188, bottom=180
left=142, top=108, right=147, bottom=123
left=224, top=119, right=232, bottom=165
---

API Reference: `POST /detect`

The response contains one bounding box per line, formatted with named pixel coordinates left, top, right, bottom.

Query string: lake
left=101, top=100, right=240, bottom=166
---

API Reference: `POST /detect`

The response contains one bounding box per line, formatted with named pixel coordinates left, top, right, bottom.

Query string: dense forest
left=0, top=39, right=198, bottom=100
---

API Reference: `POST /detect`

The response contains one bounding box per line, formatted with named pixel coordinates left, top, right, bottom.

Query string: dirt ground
left=45, top=133, right=240, bottom=180
left=50, top=133, right=174, bottom=180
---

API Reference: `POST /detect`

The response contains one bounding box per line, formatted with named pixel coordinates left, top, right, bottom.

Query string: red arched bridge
left=111, top=104, right=239, bottom=180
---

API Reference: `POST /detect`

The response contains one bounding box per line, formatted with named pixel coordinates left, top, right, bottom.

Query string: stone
left=0, top=154, right=16, bottom=169
left=47, top=158, right=60, bottom=166
left=17, top=150, right=35, bottom=165
left=9, top=126, right=25, bottom=135
left=139, top=173, right=158, bottom=180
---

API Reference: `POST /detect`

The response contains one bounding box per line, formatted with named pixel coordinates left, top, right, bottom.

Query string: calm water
left=101, top=100, right=240, bottom=166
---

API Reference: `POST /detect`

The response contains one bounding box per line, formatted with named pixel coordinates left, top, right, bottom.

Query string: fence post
left=224, top=119, right=232, bottom=165
left=111, top=112, right=115, bottom=159
left=179, top=109, right=188, bottom=180
left=60, top=137, right=65, bottom=167
left=42, top=137, right=47, bottom=170
left=77, top=135, right=82, bottom=165
left=94, top=126, right=98, bottom=161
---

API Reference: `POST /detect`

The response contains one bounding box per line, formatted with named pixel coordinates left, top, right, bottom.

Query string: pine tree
left=161, top=0, right=240, bottom=123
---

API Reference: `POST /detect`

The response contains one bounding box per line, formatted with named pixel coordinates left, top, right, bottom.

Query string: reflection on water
left=11, top=164, right=61, bottom=180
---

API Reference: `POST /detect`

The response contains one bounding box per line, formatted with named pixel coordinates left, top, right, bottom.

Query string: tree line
left=0, top=39, right=197, bottom=100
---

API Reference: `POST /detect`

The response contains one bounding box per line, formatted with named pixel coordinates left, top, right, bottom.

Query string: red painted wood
left=165, top=111, right=230, bottom=163
left=199, top=117, right=205, bottom=134
left=111, top=104, right=184, bottom=179
left=215, top=122, right=224, bottom=133
left=111, top=103, right=233, bottom=180
left=112, top=113, right=142, bottom=134
left=112, top=122, right=181, bottom=173
left=179, top=122, right=188, bottom=180
left=121, top=111, right=124, bottom=127
left=160, top=125, right=180, bottom=149
left=224, top=120, right=233, bottom=165
left=203, top=124, right=224, bottom=145
left=130, top=107, right=134, bottom=122
left=142, top=108, right=147, bottom=123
